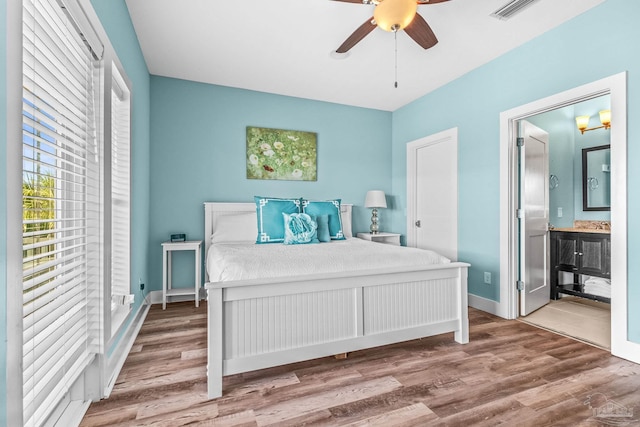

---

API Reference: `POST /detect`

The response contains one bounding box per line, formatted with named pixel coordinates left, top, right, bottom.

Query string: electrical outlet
left=484, top=272, right=491, bottom=284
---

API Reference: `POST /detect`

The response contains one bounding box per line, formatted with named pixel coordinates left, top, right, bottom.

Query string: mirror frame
left=582, top=144, right=611, bottom=211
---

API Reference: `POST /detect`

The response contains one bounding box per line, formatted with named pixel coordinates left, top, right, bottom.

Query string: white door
left=407, top=128, right=458, bottom=261
left=519, top=120, right=550, bottom=316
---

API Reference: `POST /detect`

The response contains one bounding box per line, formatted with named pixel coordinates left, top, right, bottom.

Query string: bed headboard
left=203, top=202, right=353, bottom=282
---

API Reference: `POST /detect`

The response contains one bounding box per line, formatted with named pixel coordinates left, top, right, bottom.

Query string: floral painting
left=246, top=126, right=317, bottom=181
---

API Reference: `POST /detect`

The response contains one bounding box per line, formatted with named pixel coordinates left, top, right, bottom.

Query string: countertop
left=550, top=227, right=610, bottom=234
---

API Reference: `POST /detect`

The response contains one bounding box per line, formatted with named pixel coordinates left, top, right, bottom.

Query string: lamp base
left=370, top=208, right=380, bottom=234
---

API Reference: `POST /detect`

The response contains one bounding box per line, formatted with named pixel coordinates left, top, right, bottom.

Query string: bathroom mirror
left=582, top=144, right=611, bottom=211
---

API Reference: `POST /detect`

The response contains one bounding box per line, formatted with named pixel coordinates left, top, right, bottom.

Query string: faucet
left=599, top=221, right=610, bottom=230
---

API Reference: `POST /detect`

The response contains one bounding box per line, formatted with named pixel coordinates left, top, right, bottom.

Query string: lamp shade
left=365, top=190, right=387, bottom=208
left=374, top=0, right=417, bottom=32
left=575, top=115, right=590, bottom=133
left=599, top=109, right=611, bottom=127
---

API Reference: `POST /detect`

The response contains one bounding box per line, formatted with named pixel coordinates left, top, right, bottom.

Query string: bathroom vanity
left=550, top=226, right=610, bottom=303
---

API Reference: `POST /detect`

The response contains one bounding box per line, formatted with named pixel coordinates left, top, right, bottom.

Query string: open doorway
left=516, top=96, right=611, bottom=349
left=497, top=72, right=637, bottom=363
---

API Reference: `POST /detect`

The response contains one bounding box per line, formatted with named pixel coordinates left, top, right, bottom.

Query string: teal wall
left=90, top=0, right=151, bottom=321
left=1, top=0, right=8, bottom=422
left=390, top=0, right=639, bottom=341
left=149, top=76, right=392, bottom=290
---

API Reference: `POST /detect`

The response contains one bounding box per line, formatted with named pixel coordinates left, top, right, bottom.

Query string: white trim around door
left=499, top=72, right=639, bottom=363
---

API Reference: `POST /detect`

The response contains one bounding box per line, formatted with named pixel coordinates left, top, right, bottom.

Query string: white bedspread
left=206, top=238, right=450, bottom=282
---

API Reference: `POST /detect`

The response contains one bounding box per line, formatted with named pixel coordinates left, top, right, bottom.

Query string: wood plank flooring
left=81, top=301, right=640, bottom=426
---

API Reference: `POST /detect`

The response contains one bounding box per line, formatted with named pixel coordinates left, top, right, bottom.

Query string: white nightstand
left=357, top=232, right=401, bottom=246
left=161, top=240, right=202, bottom=310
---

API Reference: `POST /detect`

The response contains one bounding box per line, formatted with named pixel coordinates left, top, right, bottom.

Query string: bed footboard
left=206, top=263, right=469, bottom=399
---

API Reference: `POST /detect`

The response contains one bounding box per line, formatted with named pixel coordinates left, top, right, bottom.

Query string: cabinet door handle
left=578, top=252, right=583, bottom=256
left=415, top=220, right=421, bottom=228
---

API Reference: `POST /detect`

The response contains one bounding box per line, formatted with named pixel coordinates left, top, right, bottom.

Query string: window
left=22, top=0, right=101, bottom=424
left=109, top=64, right=131, bottom=333
left=21, top=0, right=132, bottom=424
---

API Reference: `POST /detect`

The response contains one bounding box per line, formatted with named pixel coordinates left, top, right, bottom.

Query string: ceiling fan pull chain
left=394, top=30, right=398, bottom=88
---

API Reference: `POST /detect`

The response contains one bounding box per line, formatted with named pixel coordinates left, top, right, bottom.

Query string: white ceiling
left=125, top=0, right=605, bottom=112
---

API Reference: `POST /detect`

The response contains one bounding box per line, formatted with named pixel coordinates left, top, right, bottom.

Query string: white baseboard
left=46, top=399, right=91, bottom=427
left=468, top=293, right=504, bottom=318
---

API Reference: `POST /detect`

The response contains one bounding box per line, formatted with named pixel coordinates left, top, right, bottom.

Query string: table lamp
left=364, top=190, right=387, bottom=234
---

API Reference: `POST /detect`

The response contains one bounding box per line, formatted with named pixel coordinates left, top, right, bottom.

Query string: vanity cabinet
left=550, top=230, right=610, bottom=303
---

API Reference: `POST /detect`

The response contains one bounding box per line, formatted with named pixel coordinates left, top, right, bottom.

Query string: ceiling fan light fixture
left=374, top=0, right=418, bottom=32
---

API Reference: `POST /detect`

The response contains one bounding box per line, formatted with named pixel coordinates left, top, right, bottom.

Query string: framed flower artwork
left=246, top=126, right=317, bottom=181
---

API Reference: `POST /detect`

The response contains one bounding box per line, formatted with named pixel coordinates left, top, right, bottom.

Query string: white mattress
left=206, top=238, right=450, bottom=282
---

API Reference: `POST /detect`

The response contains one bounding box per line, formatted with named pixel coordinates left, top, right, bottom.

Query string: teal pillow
left=302, top=199, right=345, bottom=240
left=316, top=214, right=330, bottom=242
left=255, top=196, right=301, bottom=243
left=283, top=213, right=318, bottom=245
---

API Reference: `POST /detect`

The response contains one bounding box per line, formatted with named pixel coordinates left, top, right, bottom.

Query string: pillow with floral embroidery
left=283, top=213, right=318, bottom=245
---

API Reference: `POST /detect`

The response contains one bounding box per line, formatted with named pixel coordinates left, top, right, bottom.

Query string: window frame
left=105, top=58, right=133, bottom=342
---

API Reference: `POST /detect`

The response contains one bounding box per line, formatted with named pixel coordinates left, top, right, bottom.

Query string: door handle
left=415, top=220, right=421, bottom=228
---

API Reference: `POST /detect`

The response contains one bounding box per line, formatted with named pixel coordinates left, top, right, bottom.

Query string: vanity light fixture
left=576, top=109, right=611, bottom=134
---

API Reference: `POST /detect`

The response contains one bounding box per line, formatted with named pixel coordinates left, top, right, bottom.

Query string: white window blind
left=110, top=65, right=131, bottom=317
left=22, top=0, right=101, bottom=425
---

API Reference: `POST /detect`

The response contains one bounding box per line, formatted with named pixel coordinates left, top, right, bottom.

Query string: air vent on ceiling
left=490, top=0, right=541, bottom=20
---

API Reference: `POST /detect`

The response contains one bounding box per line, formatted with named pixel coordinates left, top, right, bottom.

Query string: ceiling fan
left=333, top=0, right=450, bottom=54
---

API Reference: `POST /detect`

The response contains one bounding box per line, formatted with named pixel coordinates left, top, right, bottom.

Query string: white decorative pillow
left=211, top=212, right=258, bottom=243
left=340, top=206, right=353, bottom=238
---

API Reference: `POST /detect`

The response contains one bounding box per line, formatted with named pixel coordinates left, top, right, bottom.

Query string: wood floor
left=81, top=301, right=640, bottom=426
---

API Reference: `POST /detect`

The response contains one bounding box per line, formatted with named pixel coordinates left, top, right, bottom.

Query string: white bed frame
left=204, top=202, right=470, bottom=399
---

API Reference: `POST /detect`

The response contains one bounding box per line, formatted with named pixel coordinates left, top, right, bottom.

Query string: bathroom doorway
left=516, top=96, right=611, bottom=348
left=497, top=72, right=635, bottom=361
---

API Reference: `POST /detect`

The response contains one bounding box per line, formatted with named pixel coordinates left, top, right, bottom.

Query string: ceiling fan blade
left=417, top=0, right=450, bottom=4
left=336, top=18, right=376, bottom=53
left=331, top=0, right=366, bottom=3
left=404, top=13, right=438, bottom=50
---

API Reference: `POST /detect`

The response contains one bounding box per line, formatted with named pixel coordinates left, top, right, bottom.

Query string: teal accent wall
left=1, top=0, right=8, bottom=422
left=91, top=0, right=151, bottom=326
left=390, top=0, right=640, bottom=342
left=149, top=76, right=391, bottom=290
